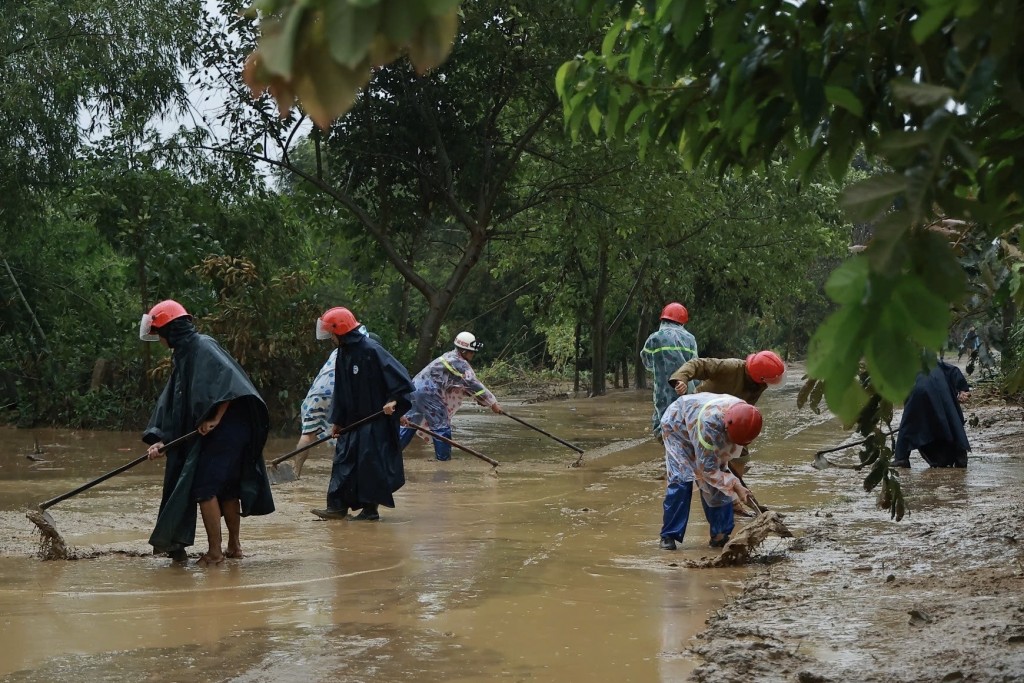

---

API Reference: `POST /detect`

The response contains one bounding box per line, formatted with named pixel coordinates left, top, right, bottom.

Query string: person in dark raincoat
left=893, top=361, right=971, bottom=468
left=310, top=307, right=413, bottom=521
left=140, top=300, right=274, bottom=566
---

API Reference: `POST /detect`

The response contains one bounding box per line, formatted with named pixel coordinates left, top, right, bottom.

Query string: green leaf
left=864, top=313, right=921, bottom=403
left=555, top=60, right=578, bottom=98
left=891, top=276, right=951, bottom=349
left=807, top=305, right=866, bottom=379
left=825, top=86, right=864, bottom=117
left=588, top=104, right=603, bottom=135
left=840, top=173, right=907, bottom=222
left=325, top=2, right=380, bottom=69
left=260, top=5, right=307, bottom=78
left=601, top=19, right=624, bottom=58
left=890, top=79, right=955, bottom=107
left=824, top=256, right=869, bottom=305
left=823, top=372, right=870, bottom=425
left=911, top=3, right=953, bottom=44
left=624, top=102, right=647, bottom=131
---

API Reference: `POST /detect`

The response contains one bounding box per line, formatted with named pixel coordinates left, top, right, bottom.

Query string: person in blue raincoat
left=399, top=332, right=503, bottom=461
left=310, top=307, right=413, bottom=521
left=658, top=392, right=761, bottom=551
left=140, top=299, right=274, bottom=567
left=641, top=303, right=698, bottom=437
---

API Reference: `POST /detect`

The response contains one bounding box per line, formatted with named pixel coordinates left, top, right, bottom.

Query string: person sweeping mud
left=658, top=393, right=762, bottom=551
left=640, top=303, right=698, bottom=440
left=310, top=308, right=413, bottom=521
left=140, top=300, right=274, bottom=566
left=399, top=332, right=502, bottom=461
left=893, top=360, right=971, bottom=468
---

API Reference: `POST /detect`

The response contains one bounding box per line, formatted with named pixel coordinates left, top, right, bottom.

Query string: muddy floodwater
left=0, top=380, right=847, bottom=682
left=5, top=376, right=1021, bottom=682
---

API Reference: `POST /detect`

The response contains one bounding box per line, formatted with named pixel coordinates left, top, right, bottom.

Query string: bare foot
left=225, top=548, right=244, bottom=559
left=195, top=553, right=225, bottom=567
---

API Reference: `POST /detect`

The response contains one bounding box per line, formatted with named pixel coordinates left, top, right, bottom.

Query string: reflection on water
left=0, top=381, right=854, bottom=681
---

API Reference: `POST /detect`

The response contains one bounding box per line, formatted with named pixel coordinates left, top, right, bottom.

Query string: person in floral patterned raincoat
left=399, top=332, right=503, bottom=461
left=658, top=392, right=761, bottom=551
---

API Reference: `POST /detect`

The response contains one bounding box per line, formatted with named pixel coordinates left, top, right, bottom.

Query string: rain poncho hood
left=641, top=320, right=698, bottom=430
left=142, top=322, right=274, bottom=554
left=326, top=330, right=413, bottom=511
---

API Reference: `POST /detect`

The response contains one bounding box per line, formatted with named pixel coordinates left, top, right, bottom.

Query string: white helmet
left=454, top=331, right=483, bottom=351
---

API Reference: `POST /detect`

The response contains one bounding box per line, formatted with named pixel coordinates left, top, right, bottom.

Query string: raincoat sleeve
left=443, top=354, right=496, bottom=407
left=379, top=349, right=415, bottom=415
left=669, top=357, right=721, bottom=390
left=640, top=333, right=657, bottom=371
left=142, top=380, right=175, bottom=445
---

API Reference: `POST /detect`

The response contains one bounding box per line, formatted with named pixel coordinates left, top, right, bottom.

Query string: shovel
left=501, top=411, right=586, bottom=467
left=269, top=411, right=386, bottom=485
left=27, top=430, right=198, bottom=560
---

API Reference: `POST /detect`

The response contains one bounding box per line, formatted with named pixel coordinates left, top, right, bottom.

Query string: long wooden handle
left=38, top=429, right=199, bottom=511
left=502, top=411, right=584, bottom=454
left=408, top=423, right=499, bottom=467
left=271, top=410, right=387, bottom=466
left=814, top=428, right=899, bottom=457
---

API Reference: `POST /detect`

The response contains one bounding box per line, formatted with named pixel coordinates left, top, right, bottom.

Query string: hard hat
left=745, top=350, right=786, bottom=385
left=139, top=300, right=190, bottom=341
left=317, top=307, right=359, bottom=339
left=660, top=302, right=689, bottom=325
left=454, top=331, right=483, bottom=351
left=724, top=402, right=763, bottom=446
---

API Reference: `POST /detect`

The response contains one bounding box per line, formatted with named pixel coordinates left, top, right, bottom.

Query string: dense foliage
left=2, top=0, right=948, bottom=440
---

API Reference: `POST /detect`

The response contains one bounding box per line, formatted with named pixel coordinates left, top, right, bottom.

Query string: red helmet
left=149, top=300, right=190, bottom=328
left=317, top=307, right=359, bottom=338
left=140, top=300, right=191, bottom=341
left=746, top=351, right=785, bottom=384
left=660, top=302, right=689, bottom=325
left=724, top=402, right=763, bottom=446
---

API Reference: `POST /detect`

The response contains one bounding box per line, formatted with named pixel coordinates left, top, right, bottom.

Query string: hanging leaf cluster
left=242, top=0, right=461, bottom=128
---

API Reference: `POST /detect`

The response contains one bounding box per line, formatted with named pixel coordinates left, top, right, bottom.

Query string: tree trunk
left=589, top=235, right=610, bottom=396
left=634, top=307, right=648, bottom=390
left=573, top=320, right=581, bottom=395
left=621, top=358, right=629, bottom=389
left=1001, top=298, right=1016, bottom=374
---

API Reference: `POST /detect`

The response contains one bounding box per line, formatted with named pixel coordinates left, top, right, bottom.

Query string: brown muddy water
left=0, top=382, right=847, bottom=682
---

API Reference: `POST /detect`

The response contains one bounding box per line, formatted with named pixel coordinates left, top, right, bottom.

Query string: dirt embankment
left=687, top=403, right=1024, bottom=683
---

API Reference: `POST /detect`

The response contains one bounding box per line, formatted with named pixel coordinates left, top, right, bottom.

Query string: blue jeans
left=660, top=480, right=735, bottom=542
left=399, top=425, right=453, bottom=461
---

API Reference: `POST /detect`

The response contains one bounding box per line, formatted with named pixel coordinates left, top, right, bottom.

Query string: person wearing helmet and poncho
left=658, top=393, right=762, bottom=551
left=310, top=307, right=413, bottom=521
left=399, top=332, right=503, bottom=461
left=291, top=331, right=383, bottom=479
left=139, top=300, right=275, bottom=566
left=668, top=350, right=785, bottom=480
left=640, top=303, right=699, bottom=438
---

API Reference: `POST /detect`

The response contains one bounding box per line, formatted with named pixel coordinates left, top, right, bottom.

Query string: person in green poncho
left=140, top=300, right=275, bottom=566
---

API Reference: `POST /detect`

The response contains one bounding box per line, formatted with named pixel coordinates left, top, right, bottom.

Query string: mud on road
left=689, top=403, right=1024, bottom=683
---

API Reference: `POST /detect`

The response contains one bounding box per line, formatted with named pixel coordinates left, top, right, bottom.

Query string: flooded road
left=0, top=383, right=846, bottom=681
